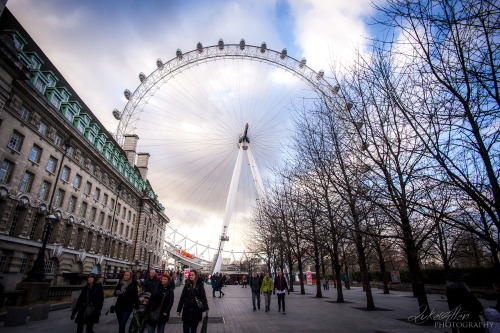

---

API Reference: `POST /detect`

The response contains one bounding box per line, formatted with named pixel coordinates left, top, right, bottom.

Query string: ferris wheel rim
left=115, top=41, right=336, bottom=144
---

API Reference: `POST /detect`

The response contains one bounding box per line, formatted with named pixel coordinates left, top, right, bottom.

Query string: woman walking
left=274, top=270, right=289, bottom=314
left=114, top=270, right=140, bottom=333
left=146, top=273, right=175, bottom=333
left=260, top=272, right=273, bottom=312
left=176, top=270, right=209, bottom=333
left=71, top=273, right=104, bottom=333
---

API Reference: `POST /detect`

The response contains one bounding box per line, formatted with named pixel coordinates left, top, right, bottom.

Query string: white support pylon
left=212, top=123, right=266, bottom=275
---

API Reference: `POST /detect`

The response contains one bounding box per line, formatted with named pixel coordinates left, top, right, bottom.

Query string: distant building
left=0, top=8, right=168, bottom=289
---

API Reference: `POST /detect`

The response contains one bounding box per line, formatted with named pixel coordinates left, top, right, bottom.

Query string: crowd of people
left=71, top=268, right=208, bottom=333
left=70, top=269, right=500, bottom=333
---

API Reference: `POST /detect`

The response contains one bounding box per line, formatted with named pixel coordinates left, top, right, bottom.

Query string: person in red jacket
left=273, top=270, right=289, bottom=314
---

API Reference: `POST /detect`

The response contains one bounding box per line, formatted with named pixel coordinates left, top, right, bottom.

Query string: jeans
left=116, top=311, right=132, bottom=333
left=277, top=293, right=286, bottom=311
left=251, top=291, right=260, bottom=309
left=182, top=322, right=199, bottom=333
left=76, top=322, right=94, bottom=333
left=263, top=292, right=271, bottom=308
left=147, top=322, right=166, bottom=333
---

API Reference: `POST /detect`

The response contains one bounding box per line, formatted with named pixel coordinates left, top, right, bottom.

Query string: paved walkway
left=2, top=284, right=496, bottom=332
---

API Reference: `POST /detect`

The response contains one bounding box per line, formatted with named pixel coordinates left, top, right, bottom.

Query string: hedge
left=351, top=267, right=496, bottom=288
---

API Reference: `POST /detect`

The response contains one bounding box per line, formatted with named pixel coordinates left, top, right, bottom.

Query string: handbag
left=195, top=296, right=205, bottom=311
left=147, top=292, right=166, bottom=325
left=84, top=305, right=95, bottom=320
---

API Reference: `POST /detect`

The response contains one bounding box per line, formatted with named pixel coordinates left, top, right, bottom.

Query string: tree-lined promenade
left=251, top=0, right=499, bottom=319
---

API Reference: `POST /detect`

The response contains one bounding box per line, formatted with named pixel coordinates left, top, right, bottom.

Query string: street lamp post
left=102, top=183, right=122, bottom=285
left=25, top=137, right=71, bottom=282
left=147, top=250, right=153, bottom=273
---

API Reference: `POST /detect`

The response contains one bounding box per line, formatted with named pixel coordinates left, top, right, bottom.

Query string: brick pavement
left=2, top=284, right=495, bottom=332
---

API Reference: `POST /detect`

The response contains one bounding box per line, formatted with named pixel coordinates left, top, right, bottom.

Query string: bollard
left=30, top=304, right=50, bottom=321
left=4, top=306, right=29, bottom=326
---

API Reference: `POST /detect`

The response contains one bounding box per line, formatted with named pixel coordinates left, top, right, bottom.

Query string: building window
left=110, top=198, right=115, bottom=211
left=67, top=146, right=74, bottom=157
left=19, top=254, right=29, bottom=274
left=68, top=196, right=77, bottom=213
left=89, top=163, right=95, bottom=174
left=19, top=171, right=34, bottom=192
left=65, top=110, right=73, bottom=123
left=44, top=260, right=54, bottom=274
left=79, top=202, right=88, bottom=218
left=106, top=216, right=111, bottom=229
left=20, top=107, right=31, bottom=122
left=122, top=207, right=126, bottom=218
left=9, top=206, right=23, bottom=236
left=102, top=193, right=108, bottom=206
left=89, top=207, right=97, bottom=222
left=0, top=159, right=15, bottom=183
left=60, top=166, right=70, bottom=182
left=125, top=226, right=129, bottom=238
left=119, top=223, right=124, bottom=235
left=0, top=251, right=7, bottom=273
left=28, top=144, right=42, bottom=163
left=50, top=94, right=61, bottom=109
left=79, top=155, right=85, bottom=166
left=127, top=211, right=131, bottom=221
left=29, top=214, right=41, bottom=240
left=55, top=189, right=65, bottom=207
left=77, top=121, right=85, bottom=133
left=54, top=134, right=63, bottom=147
left=38, top=121, right=47, bottom=135
left=8, top=130, right=24, bottom=151
left=46, top=156, right=57, bottom=173
left=98, top=212, right=105, bottom=225
left=38, top=180, right=51, bottom=200
left=93, top=188, right=101, bottom=201
left=73, top=174, right=82, bottom=189
left=84, top=181, right=92, bottom=195
left=35, top=78, right=46, bottom=93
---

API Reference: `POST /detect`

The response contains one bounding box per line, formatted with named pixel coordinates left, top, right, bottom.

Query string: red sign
left=184, top=270, right=190, bottom=279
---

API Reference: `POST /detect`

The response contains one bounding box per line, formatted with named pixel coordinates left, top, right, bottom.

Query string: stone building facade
left=0, top=8, right=168, bottom=289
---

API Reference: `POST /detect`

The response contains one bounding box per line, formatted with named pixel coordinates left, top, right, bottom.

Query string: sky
left=8, top=0, right=384, bottom=259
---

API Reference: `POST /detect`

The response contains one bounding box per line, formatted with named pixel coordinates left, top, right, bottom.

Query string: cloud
left=7, top=0, right=379, bottom=255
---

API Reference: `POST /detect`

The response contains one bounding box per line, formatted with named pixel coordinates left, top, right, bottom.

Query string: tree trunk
left=376, top=243, right=389, bottom=294
left=311, top=218, right=323, bottom=298
left=287, top=254, right=294, bottom=292
left=297, top=255, right=305, bottom=294
left=329, top=248, right=344, bottom=302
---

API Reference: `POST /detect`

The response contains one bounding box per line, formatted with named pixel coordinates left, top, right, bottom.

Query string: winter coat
left=249, top=276, right=262, bottom=293
left=260, top=277, right=273, bottom=293
left=72, top=283, right=104, bottom=325
left=274, top=275, right=288, bottom=292
left=146, top=281, right=175, bottom=325
left=216, top=275, right=226, bottom=290
left=142, top=274, right=160, bottom=294
left=210, top=275, right=218, bottom=288
left=176, top=279, right=208, bottom=324
left=114, top=279, right=140, bottom=313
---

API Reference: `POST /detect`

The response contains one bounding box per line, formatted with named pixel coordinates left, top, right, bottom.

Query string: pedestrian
left=143, top=269, right=160, bottom=294
left=71, top=273, right=104, bottom=333
left=146, top=273, right=175, bottom=333
left=176, top=270, right=209, bottom=333
left=242, top=274, right=247, bottom=288
left=210, top=272, right=218, bottom=298
left=249, top=272, right=262, bottom=311
left=445, top=273, right=484, bottom=333
left=260, top=272, right=273, bottom=312
left=114, top=270, right=140, bottom=333
left=323, top=278, right=328, bottom=290
left=216, top=274, right=225, bottom=298
left=273, top=270, right=289, bottom=314
left=484, top=278, right=500, bottom=333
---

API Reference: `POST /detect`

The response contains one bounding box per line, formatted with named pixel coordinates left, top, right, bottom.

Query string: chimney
left=137, top=152, right=150, bottom=181
left=123, top=134, right=139, bottom=165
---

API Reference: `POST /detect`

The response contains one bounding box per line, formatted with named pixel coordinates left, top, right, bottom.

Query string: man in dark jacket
left=142, top=269, right=160, bottom=293
left=210, top=273, right=218, bottom=297
left=249, top=272, right=262, bottom=311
